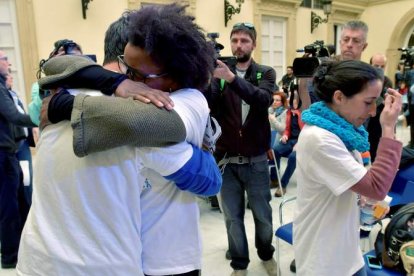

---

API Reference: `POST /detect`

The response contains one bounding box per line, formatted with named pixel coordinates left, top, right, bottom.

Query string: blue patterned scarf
left=274, top=106, right=285, bottom=117
left=301, top=101, right=370, bottom=152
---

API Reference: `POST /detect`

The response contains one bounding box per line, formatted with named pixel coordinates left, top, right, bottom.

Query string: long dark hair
left=313, top=60, right=382, bottom=103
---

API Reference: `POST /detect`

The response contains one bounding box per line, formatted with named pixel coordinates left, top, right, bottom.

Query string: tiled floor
left=1, top=123, right=411, bottom=276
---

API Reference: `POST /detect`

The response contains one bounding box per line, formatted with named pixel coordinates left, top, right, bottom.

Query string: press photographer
left=207, top=32, right=237, bottom=67
left=297, top=20, right=368, bottom=110
left=293, top=40, right=335, bottom=78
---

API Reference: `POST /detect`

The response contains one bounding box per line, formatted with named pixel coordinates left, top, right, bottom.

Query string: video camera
left=207, top=32, right=237, bottom=67
left=398, top=47, right=414, bottom=71
left=293, top=40, right=335, bottom=78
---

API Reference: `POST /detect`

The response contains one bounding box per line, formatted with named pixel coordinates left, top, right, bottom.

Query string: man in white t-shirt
left=19, top=5, right=221, bottom=276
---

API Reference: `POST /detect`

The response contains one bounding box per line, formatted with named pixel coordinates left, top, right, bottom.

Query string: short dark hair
left=103, top=11, right=131, bottom=66
left=313, top=60, right=382, bottom=103
left=127, top=4, right=216, bottom=90
left=230, top=23, right=256, bottom=42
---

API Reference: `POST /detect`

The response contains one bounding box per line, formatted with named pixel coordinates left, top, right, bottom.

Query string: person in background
left=395, top=61, right=405, bottom=89
left=278, top=66, right=295, bottom=98
left=28, top=39, right=83, bottom=130
left=366, top=53, right=394, bottom=162
left=298, top=20, right=369, bottom=110
left=207, top=22, right=277, bottom=276
left=272, top=94, right=303, bottom=197
left=4, top=70, right=34, bottom=211
left=294, top=60, right=402, bottom=275
left=0, top=50, right=36, bottom=269
left=268, top=91, right=288, bottom=188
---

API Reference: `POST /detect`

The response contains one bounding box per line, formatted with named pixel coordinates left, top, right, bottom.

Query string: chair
left=274, top=196, right=296, bottom=276
left=388, top=164, right=414, bottom=206
left=268, top=130, right=286, bottom=198
left=363, top=249, right=404, bottom=275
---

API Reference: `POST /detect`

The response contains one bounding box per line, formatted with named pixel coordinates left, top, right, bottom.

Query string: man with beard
left=206, top=23, right=277, bottom=276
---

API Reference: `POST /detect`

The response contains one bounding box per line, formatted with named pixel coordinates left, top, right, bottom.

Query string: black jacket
left=207, top=60, right=275, bottom=158
left=0, top=76, right=36, bottom=152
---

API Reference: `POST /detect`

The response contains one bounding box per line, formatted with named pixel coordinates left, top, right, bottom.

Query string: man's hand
left=213, top=60, right=235, bottom=83
left=115, top=79, right=174, bottom=110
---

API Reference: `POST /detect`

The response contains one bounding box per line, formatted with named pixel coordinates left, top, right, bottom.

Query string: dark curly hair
left=127, top=4, right=216, bottom=90
left=313, top=60, right=382, bottom=103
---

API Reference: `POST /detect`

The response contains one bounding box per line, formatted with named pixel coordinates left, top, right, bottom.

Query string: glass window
left=300, top=0, right=323, bottom=10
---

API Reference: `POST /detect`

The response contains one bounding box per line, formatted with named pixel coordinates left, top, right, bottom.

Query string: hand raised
left=115, top=79, right=174, bottom=110
left=380, top=88, right=402, bottom=138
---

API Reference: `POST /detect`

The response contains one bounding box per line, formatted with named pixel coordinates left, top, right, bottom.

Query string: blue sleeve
left=165, top=144, right=222, bottom=196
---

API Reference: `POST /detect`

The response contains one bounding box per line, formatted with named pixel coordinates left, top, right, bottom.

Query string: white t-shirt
left=138, top=88, right=209, bottom=275
left=293, top=125, right=367, bottom=276
left=17, top=91, right=144, bottom=276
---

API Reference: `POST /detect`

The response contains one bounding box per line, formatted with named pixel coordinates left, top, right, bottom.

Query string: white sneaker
left=230, top=269, right=247, bottom=276
left=262, top=258, right=278, bottom=276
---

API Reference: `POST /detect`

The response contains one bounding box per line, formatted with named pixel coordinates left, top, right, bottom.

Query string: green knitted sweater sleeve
left=71, top=94, right=186, bottom=157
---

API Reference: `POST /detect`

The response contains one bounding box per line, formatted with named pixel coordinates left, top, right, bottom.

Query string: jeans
left=273, top=139, right=297, bottom=188
left=220, top=160, right=274, bottom=270
left=0, top=150, right=29, bottom=266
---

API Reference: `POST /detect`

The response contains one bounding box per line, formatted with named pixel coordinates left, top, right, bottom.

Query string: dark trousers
left=16, top=140, right=33, bottom=208
left=273, top=139, right=297, bottom=188
left=220, top=161, right=274, bottom=270
left=0, top=150, right=30, bottom=265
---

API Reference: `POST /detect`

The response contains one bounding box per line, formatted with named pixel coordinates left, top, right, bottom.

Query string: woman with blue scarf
left=293, top=60, right=402, bottom=276
left=268, top=91, right=288, bottom=144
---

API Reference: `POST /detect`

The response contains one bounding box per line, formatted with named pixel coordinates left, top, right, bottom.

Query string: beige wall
left=12, top=0, right=414, bottom=103
left=32, top=0, right=128, bottom=65
left=296, top=7, right=329, bottom=54
left=196, top=0, right=255, bottom=57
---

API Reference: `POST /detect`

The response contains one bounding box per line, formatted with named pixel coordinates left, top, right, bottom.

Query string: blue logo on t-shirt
left=142, top=178, right=152, bottom=191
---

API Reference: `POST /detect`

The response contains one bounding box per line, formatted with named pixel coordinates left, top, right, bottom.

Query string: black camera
left=207, top=32, right=237, bottom=67
left=398, top=47, right=414, bottom=71
left=63, top=42, right=79, bottom=55
left=293, top=40, right=335, bottom=78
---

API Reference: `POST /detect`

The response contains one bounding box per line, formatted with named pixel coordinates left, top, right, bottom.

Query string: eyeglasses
left=0, top=56, right=8, bottom=61
left=117, top=55, right=168, bottom=83
left=232, top=23, right=255, bottom=30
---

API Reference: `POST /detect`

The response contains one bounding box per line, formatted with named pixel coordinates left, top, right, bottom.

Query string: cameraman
left=206, top=23, right=277, bottom=276
left=278, top=65, right=295, bottom=97
left=298, top=20, right=368, bottom=110
left=28, top=39, right=83, bottom=135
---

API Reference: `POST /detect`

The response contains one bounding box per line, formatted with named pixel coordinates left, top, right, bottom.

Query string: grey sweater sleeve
left=71, top=94, right=186, bottom=157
